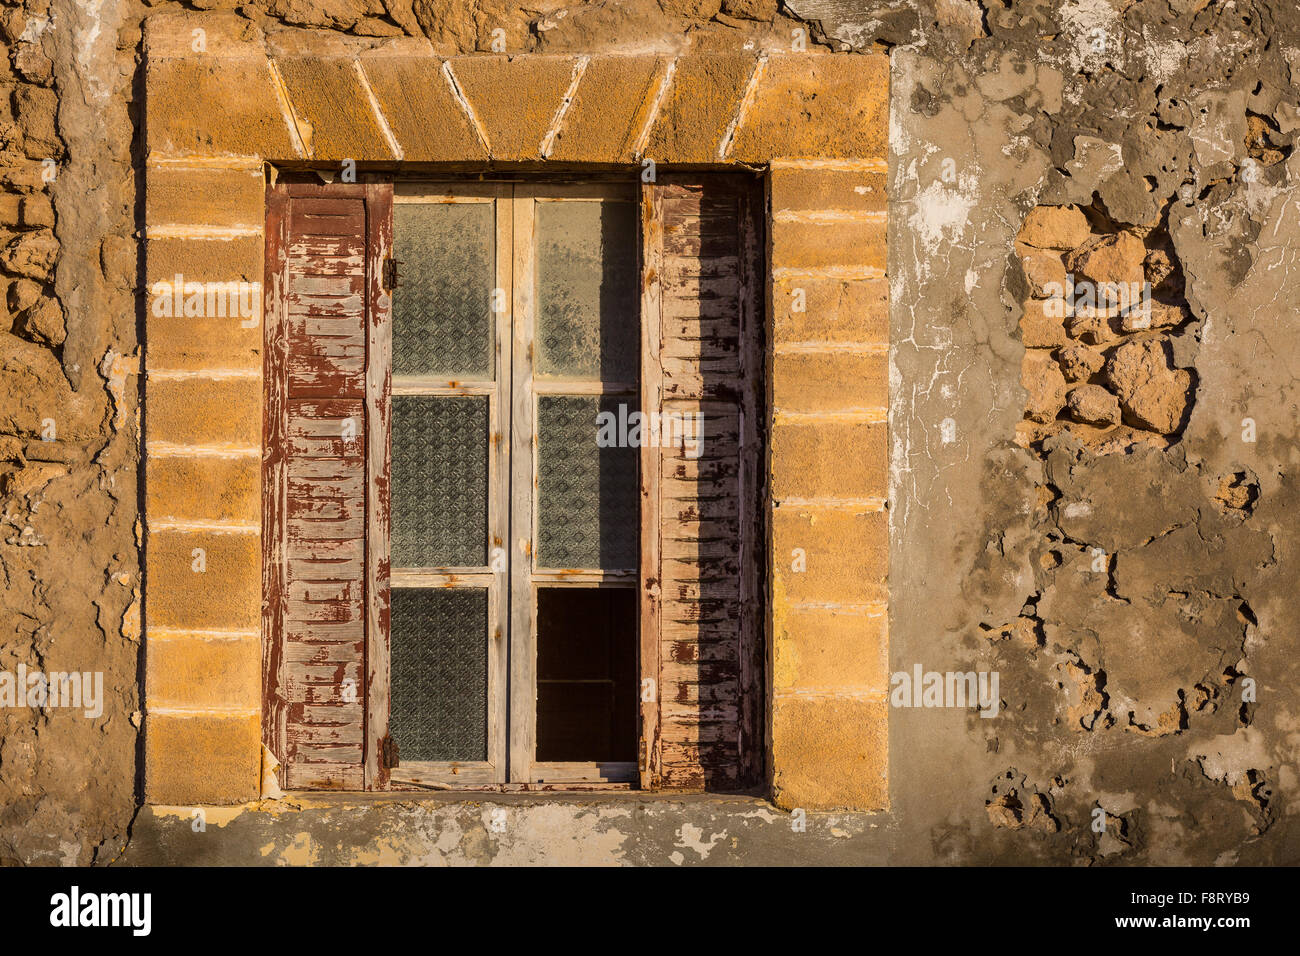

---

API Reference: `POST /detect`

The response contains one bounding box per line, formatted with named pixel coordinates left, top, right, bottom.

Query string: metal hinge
left=382, top=258, right=400, bottom=291
left=380, top=734, right=400, bottom=769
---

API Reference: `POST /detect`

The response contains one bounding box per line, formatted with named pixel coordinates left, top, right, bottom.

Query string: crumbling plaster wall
left=874, top=0, right=1300, bottom=862
left=3, top=0, right=1299, bottom=865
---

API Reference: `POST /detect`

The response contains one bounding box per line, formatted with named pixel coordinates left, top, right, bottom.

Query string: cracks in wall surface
left=881, top=0, right=1300, bottom=864
left=4, top=0, right=1300, bottom=865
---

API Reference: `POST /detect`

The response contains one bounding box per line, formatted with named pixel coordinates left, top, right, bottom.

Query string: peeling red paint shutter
left=640, top=175, right=764, bottom=791
left=264, top=183, right=391, bottom=791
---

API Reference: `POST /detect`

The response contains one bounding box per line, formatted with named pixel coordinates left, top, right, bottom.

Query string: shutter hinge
left=380, top=734, right=400, bottom=769
left=382, top=258, right=400, bottom=291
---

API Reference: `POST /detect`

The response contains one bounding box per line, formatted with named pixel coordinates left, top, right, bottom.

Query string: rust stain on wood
left=264, top=183, right=392, bottom=793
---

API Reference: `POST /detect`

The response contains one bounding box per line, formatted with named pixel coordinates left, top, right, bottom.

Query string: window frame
left=386, top=182, right=512, bottom=787
left=508, top=182, right=641, bottom=785
left=389, top=179, right=641, bottom=788
left=263, top=171, right=765, bottom=795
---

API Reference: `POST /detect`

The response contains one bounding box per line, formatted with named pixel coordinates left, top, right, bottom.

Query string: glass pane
left=535, top=200, right=638, bottom=382
left=536, top=395, right=638, bottom=570
left=392, top=396, right=488, bottom=568
left=393, top=202, right=494, bottom=379
left=536, top=587, right=637, bottom=762
left=390, top=587, right=488, bottom=762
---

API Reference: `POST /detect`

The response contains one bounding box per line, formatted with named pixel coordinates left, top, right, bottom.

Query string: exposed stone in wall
left=883, top=0, right=1300, bottom=865
left=4, top=0, right=1300, bottom=867
left=0, top=0, right=850, bottom=865
left=0, top=0, right=140, bottom=866
left=1016, top=202, right=1196, bottom=453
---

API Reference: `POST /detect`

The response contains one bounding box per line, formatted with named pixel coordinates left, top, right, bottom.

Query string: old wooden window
left=264, top=174, right=763, bottom=792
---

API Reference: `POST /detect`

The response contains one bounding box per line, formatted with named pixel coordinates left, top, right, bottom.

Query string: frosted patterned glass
left=394, top=202, right=494, bottom=379
left=535, top=200, right=638, bottom=382
left=390, top=587, right=487, bottom=762
left=392, top=396, right=487, bottom=568
left=536, top=395, right=638, bottom=570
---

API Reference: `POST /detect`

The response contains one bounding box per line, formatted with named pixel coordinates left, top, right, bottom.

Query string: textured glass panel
left=535, top=200, right=638, bottom=381
left=392, top=396, right=487, bottom=567
left=394, top=202, right=494, bottom=379
left=390, top=587, right=487, bottom=762
left=536, top=395, right=638, bottom=569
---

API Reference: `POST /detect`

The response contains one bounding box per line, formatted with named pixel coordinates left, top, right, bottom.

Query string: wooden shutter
left=639, top=175, right=764, bottom=790
left=263, top=182, right=392, bottom=791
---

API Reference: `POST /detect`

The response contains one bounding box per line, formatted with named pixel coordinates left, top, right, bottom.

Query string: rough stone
left=1066, top=304, right=1122, bottom=345
left=1066, top=384, right=1120, bottom=427
left=1018, top=245, right=1067, bottom=297
left=1022, top=349, right=1069, bottom=423
left=1119, top=300, right=1190, bottom=333
left=7, top=277, right=39, bottom=313
left=1067, top=232, right=1147, bottom=290
left=19, top=193, right=53, bottom=228
left=1020, top=298, right=1069, bottom=347
left=1056, top=344, right=1104, bottom=383
left=1106, top=339, right=1193, bottom=434
left=12, top=296, right=63, bottom=347
left=1017, top=204, right=1091, bottom=250
left=13, top=84, right=60, bottom=158
left=1, top=230, right=57, bottom=279
left=720, top=0, right=778, bottom=19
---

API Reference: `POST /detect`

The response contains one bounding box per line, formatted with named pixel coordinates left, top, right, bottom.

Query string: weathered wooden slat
left=283, top=619, right=363, bottom=643
left=284, top=761, right=364, bottom=791
left=287, top=720, right=364, bottom=747
left=282, top=639, right=364, bottom=664
left=294, top=702, right=364, bottom=726
left=287, top=496, right=364, bottom=522
left=290, top=198, right=366, bottom=236
left=290, top=273, right=365, bottom=297
left=660, top=740, right=740, bottom=769
left=288, top=514, right=365, bottom=542
left=265, top=184, right=389, bottom=792
left=663, top=640, right=741, bottom=667
left=287, top=322, right=366, bottom=352
left=287, top=294, right=366, bottom=317
left=661, top=657, right=740, bottom=683
left=283, top=659, right=362, bottom=689
left=662, top=578, right=741, bottom=602
left=287, top=365, right=365, bottom=398
left=287, top=577, right=360, bottom=605
left=660, top=697, right=743, bottom=723
left=290, top=235, right=364, bottom=258
left=285, top=595, right=363, bottom=624
left=661, top=255, right=740, bottom=279
left=284, top=537, right=364, bottom=563
left=286, top=741, right=363, bottom=764
left=363, top=182, right=394, bottom=790
left=642, top=174, right=763, bottom=793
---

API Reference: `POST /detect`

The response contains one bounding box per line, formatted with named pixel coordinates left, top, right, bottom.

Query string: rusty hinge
left=380, top=734, right=400, bottom=769
left=382, top=258, right=400, bottom=291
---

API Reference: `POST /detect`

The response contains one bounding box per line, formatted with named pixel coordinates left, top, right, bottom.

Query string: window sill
left=260, top=787, right=772, bottom=808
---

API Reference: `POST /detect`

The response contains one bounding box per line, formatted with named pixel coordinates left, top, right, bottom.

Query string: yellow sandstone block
left=772, top=696, right=888, bottom=810
left=146, top=711, right=261, bottom=805
left=771, top=420, right=888, bottom=500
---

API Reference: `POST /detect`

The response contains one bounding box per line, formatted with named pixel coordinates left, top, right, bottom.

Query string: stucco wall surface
left=1, top=0, right=1299, bottom=865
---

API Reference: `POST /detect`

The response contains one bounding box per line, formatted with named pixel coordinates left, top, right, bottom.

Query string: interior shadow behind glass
left=535, top=587, right=637, bottom=763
